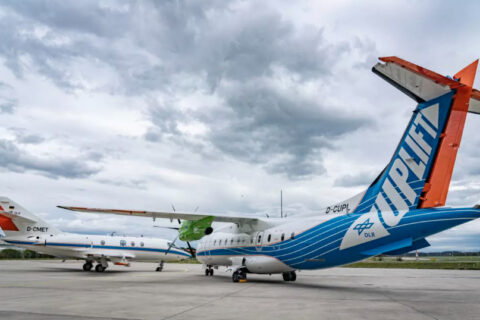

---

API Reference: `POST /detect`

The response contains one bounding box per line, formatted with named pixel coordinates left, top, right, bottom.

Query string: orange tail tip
left=420, top=60, right=478, bottom=208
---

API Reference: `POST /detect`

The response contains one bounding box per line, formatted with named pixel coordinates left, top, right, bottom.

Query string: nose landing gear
left=205, top=266, right=214, bottom=276
left=156, top=261, right=164, bottom=272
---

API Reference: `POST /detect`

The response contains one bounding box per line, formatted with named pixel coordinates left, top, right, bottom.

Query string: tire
left=95, top=264, right=105, bottom=272
left=83, top=263, right=92, bottom=271
left=282, top=272, right=291, bottom=281
left=232, top=272, right=239, bottom=283
left=209, top=269, right=214, bottom=276
left=156, top=267, right=163, bottom=272
left=205, top=268, right=210, bottom=276
left=290, top=271, right=296, bottom=282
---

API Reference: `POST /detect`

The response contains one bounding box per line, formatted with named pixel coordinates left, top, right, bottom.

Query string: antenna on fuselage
left=280, top=190, right=283, bottom=218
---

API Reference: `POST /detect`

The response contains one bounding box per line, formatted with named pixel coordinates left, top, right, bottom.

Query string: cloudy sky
left=1, top=0, right=480, bottom=251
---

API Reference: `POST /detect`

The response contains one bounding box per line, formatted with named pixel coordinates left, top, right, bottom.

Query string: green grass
left=345, top=256, right=480, bottom=270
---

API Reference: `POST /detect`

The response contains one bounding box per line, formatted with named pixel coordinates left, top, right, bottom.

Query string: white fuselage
left=196, top=216, right=335, bottom=273
left=3, top=232, right=190, bottom=263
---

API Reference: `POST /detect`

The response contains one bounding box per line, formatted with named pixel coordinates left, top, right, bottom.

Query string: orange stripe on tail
left=420, top=60, right=479, bottom=208
left=0, top=204, right=19, bottom=231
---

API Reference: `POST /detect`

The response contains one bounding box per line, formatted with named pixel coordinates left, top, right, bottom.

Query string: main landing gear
left=156, top=261, right=164, bottom=272
left=205, top=266, right=214, bottom=276
left=82, top=262, right=93, bottom=271
left=282, top=271, right=296, bottom=282
left=82, top=260, right=107, bottom=272
left=232, top=269, right=247, bottom=283
left=95, top=264, right=107, bottom=272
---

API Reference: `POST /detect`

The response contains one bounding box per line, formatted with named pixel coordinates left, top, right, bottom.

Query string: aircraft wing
left=57, top=205, right=259, bottom=225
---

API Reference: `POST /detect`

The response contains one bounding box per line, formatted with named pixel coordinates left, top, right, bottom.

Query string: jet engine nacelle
left=243, top=256, right=294, bottom=274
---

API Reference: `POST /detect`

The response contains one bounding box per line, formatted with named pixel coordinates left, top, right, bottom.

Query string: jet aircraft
left=60, top=57, right=480, bottom=282
left=0, top=197, right=191, bottom=272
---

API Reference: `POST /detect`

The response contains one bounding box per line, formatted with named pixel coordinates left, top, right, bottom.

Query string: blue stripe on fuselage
left=197, top=207, right=479, bottom=269
left=3, top=240, right=190, bottom=257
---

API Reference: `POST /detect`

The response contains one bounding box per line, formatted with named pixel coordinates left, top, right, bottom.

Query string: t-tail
left=0, top=197, right=60, bottom=239
left=326, top=57, right=480, bottom=216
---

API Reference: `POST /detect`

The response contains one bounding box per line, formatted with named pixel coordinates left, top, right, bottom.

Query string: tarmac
left=0, top=260, right=479, bottom=320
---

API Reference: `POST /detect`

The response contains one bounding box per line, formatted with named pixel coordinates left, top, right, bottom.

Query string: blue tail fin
left=353, top=91, right=454, bottom=219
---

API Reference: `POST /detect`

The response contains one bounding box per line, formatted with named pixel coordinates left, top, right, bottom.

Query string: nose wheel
left=156, top=261, right=164, bottom=272
left=205, top=267, right=214, bottom=276
left=282, top=271, right=296, bottom=281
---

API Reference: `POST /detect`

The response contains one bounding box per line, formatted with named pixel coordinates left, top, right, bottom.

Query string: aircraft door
left=255, top=232, right=264, bottom=252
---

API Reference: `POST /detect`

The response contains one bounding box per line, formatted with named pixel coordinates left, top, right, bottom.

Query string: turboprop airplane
left=60, top=56, right=480, bottom=282
left=0, top=197, right=191, bottom=272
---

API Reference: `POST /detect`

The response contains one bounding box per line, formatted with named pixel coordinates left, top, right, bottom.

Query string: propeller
left=164, top=234, right=179, bottom=255
left=162, top=204, right=196, bottom=258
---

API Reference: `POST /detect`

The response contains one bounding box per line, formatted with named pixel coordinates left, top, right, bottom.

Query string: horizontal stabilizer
left=373, top=56, right=480, bottom=115
left=383, top=238, right=430, bottom=256
left=362, top=238, right=412, bottom=256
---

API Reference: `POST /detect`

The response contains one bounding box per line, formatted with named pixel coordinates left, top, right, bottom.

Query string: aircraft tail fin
left=345, top=57, right=479, bottom=216
left=0, top=197, right=60, bottom=238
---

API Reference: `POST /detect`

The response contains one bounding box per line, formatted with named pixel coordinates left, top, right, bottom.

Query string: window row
left=210, top=232, right=295, bottom=247
left=99, top=240, right=145, bottom=247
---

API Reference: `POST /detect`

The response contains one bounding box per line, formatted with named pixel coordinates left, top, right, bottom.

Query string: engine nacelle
left=243, top=256, right=293, bottom=274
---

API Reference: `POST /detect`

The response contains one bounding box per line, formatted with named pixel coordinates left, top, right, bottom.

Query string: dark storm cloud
left=0, top=139, right=101, bottom=179
left=203, top=82, right=370, bottom=178
left=0, top=0, right=374, bottom=179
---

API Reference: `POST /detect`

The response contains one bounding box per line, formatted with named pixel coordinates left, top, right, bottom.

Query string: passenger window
left=230, top=239, right=233, bottom=244
left=214, top=240, right=217, bottom=246
left=281, top=233, right=285, bottom=241
left=250, top=238, right=253, bottom=244
left=100, top=240, right=105, bottom=246
left=219, top=240, right=222, bottom=246
left=257, top=235, right=262, bottom=243
left=237, top=238, right=240, bottom=244
left=140, top=242, right=144, bottom=247
left=120, top=240, right=126, bottom=247
left=267, top=234, right=271, bottom=242
left=291, top=232, right=295, bottom=240
left=131, top=241, right=135, bottom=247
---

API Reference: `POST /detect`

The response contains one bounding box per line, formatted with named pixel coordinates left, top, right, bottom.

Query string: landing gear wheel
left=156, top=261, right=164, bottom=272
left=205, top=267, right=214, bottom=276
left=232, top=271, right=240, bottom=283
left=282, top=271, right=296, bottom=281
left=232, top=270, right=246, bottom=282
left=83, top=262, right=93, bottom=271
left=290, top=271, right=296, bottom=282
left=95, top=264, right=105, bottom=272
